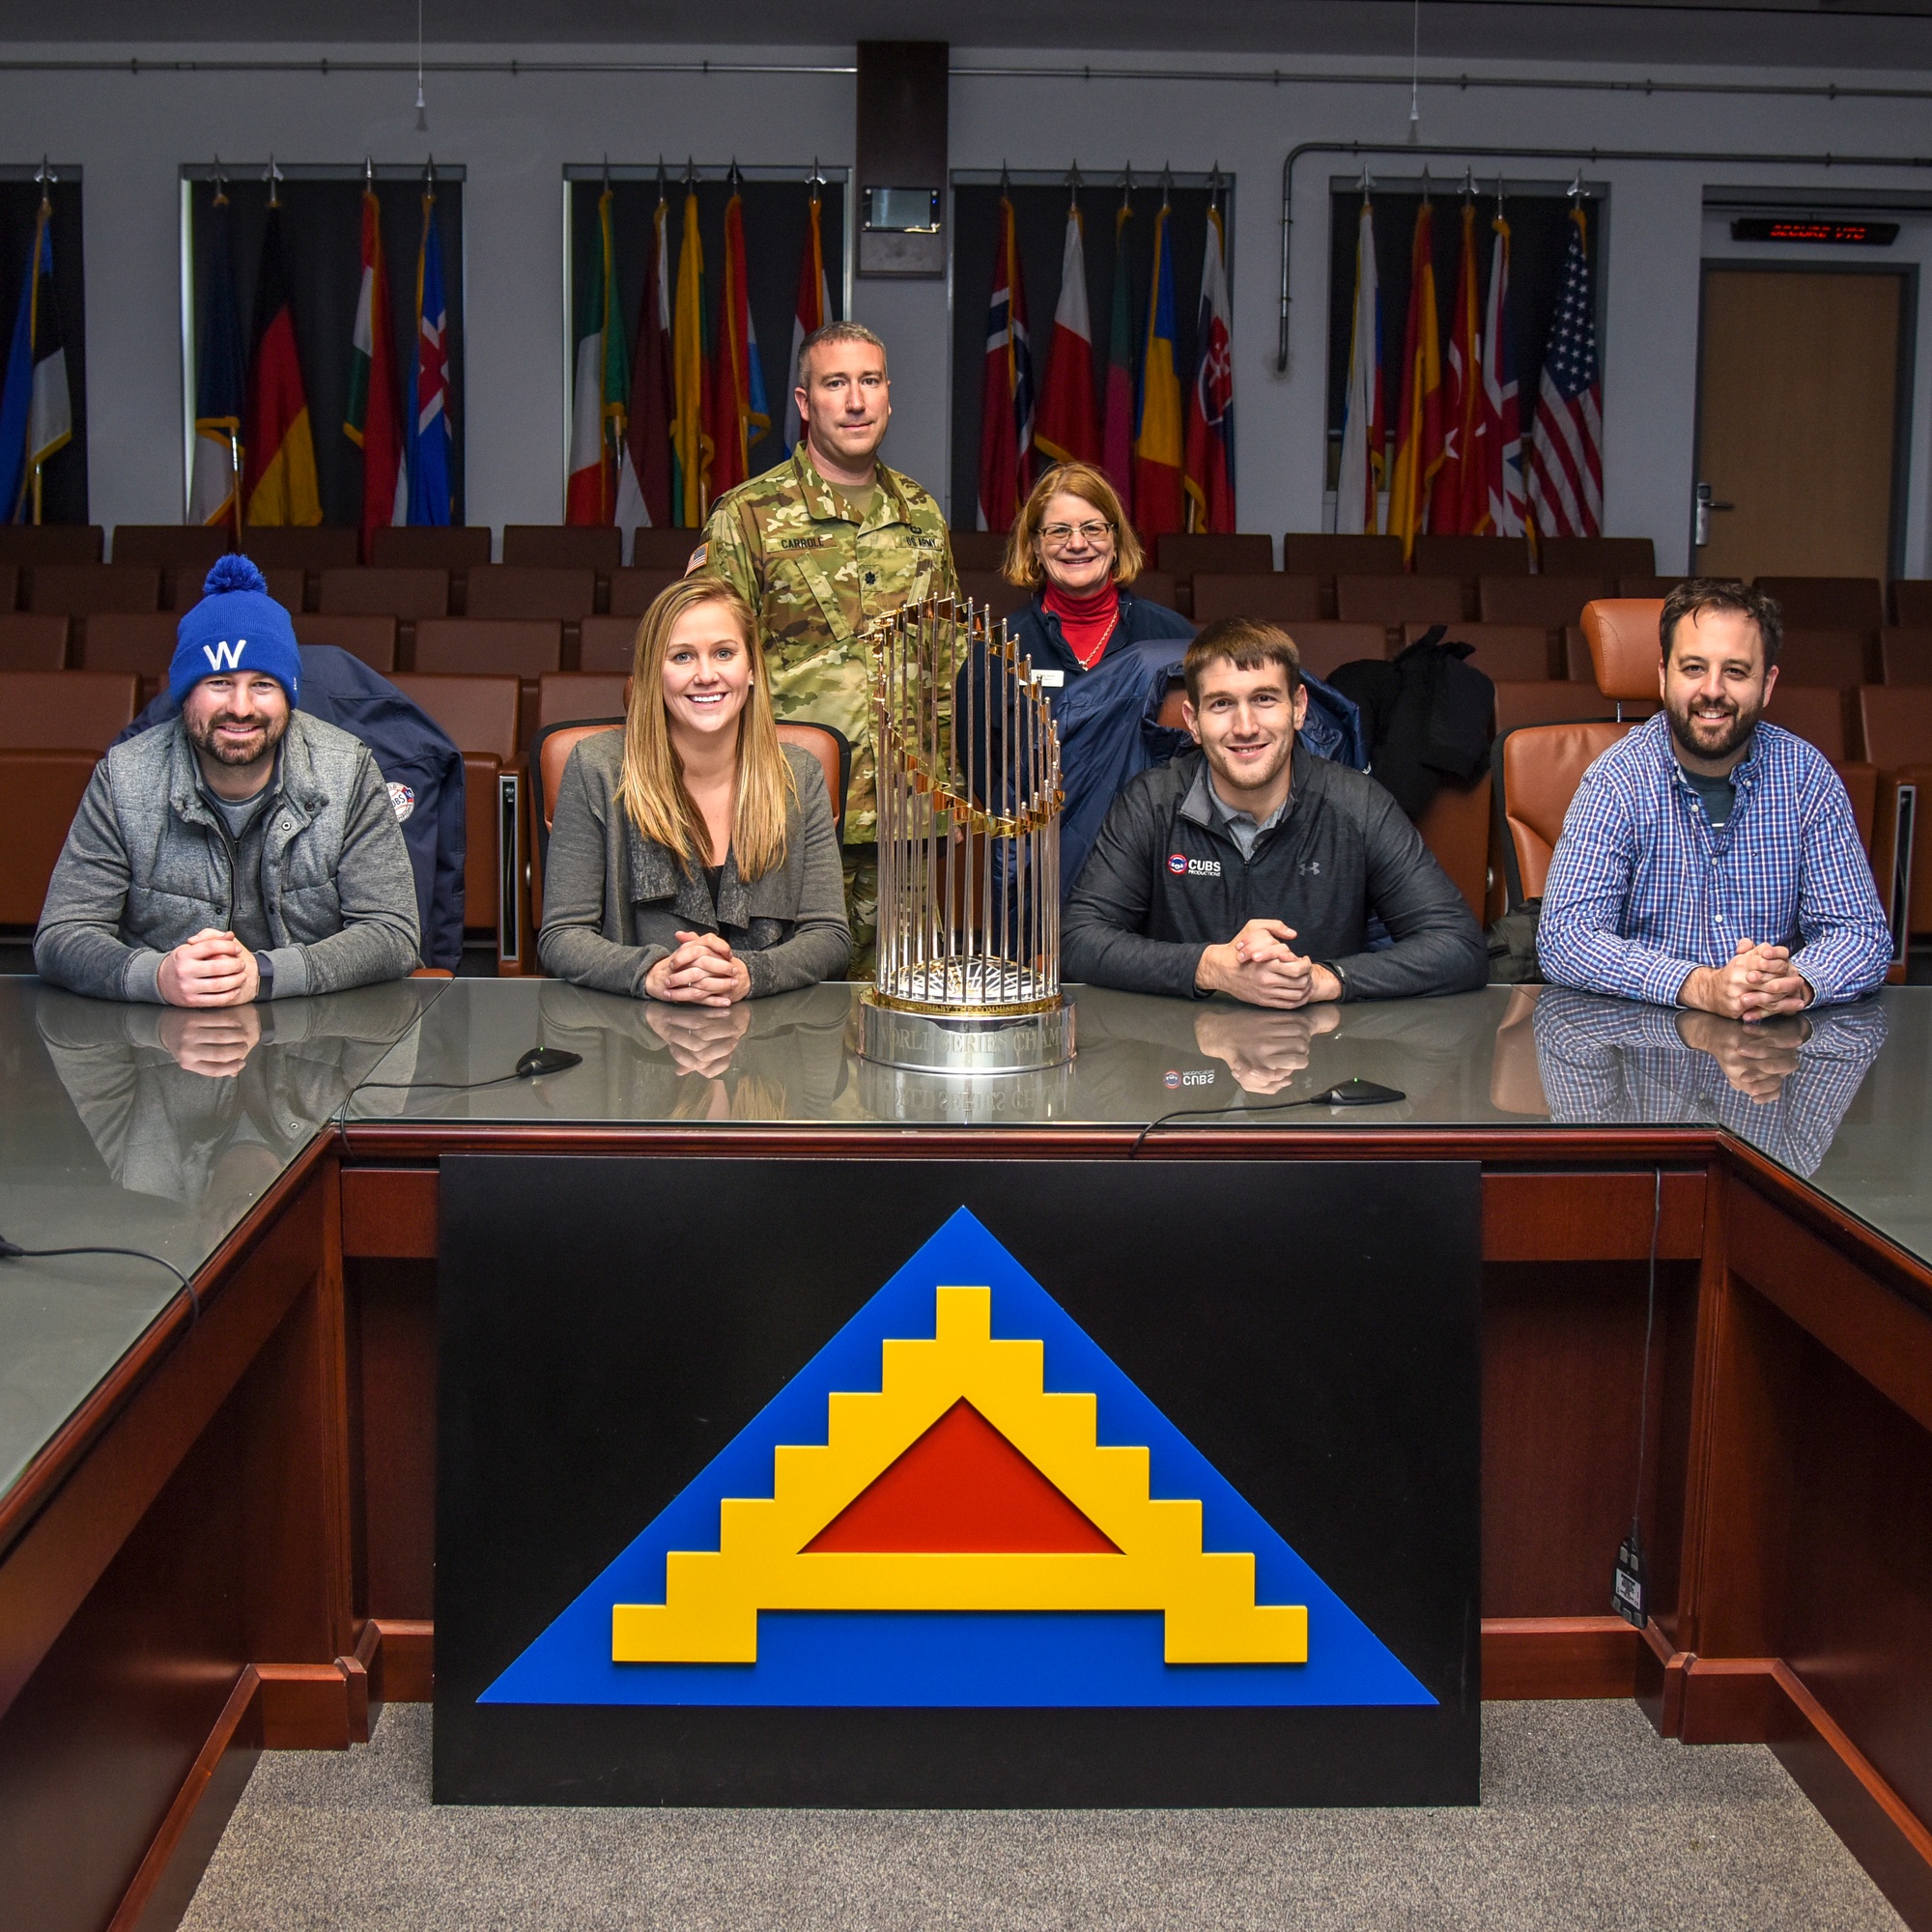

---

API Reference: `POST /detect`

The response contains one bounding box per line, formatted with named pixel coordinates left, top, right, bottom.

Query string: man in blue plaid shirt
left=1539, top=580, right=1889, bottom=1016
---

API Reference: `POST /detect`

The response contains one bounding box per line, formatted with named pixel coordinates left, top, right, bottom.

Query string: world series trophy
left=858, top=595, right=1074, bottom=1076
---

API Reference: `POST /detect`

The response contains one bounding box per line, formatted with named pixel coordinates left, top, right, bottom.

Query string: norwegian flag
left=1526, top=203, right=1603, bottom=539
left=976, top=192, right=1036, bottom=532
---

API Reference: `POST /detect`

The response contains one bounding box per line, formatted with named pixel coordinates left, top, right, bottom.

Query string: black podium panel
left=436, top=1156, right=1481, bottom=1806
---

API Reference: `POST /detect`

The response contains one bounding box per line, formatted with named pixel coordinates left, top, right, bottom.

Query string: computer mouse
left=516, top=1046, right=582, bottom=1079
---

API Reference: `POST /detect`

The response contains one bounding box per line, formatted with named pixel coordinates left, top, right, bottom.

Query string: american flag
left=1526, top=203, right=1603, bottom=539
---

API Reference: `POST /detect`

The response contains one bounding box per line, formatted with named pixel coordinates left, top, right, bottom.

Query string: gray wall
left=2, top=36, right=1927, bottom=572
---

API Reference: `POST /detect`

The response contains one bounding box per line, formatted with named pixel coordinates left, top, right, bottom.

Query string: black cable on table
left=0, top=1238, right=200, bottom=1321
left=1130, top=1092, right=1345, bottom=1158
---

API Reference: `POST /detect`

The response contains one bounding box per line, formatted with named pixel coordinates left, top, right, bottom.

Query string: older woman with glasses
left=1000, top=461, right=1191, bottom=686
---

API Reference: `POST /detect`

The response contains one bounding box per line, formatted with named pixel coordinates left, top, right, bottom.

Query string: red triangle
left=805, top=1400, right=1120, bottom=1554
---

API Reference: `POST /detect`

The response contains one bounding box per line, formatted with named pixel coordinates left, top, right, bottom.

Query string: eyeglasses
left=1037, top=521, right=1114, bottom=549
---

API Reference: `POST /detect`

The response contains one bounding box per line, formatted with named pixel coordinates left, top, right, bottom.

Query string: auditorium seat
left=0, top=525, right=102, bottom=567
left=293, top=613, right=398, bottom=674
left=0, top=613, right=68, bottom=671
left=1336, top=575, right=1462, bottom=629
left=539, top=672, right=629, bottom=729
left=1189, top=573, right=1321, bottom=625
left=1479, top=576, right=1614, bottom=629
left=1134, top=569, right=1179, bottom=613
left=263, top=568, right=305, bottom=615
left=464, top=569, right=599, bottom=654
left=391, top=672, right=525, bottom=954
left=503, top=525, right=621, bottom=576
left=1542, top=536, right=1656, bottom=579
left=630, top=527, right=705, bottom=571
left=412, top=618, right=562, bottom=691
left=1416, top=774, right=1492, bottom=922
left=577, top=614, right=639, bottom=674
left=608, top=567, right=678, bottom=617
left=78, top=613, right=178, bottom=695
left=1619, top=576, right=1687, bottom=600
left=1765, top=683, right=1876, bottom=854
left=370, top=526, right=492, bottom=572
left=1857, top=686, right=1932, bottom=934
left=1401, top=622, right=1556, bottom=682
left=1890, top=581, right=1932, bottom=627
left=242, top=526, right=357, bottom=608
left=957, top=571, right=1028, bottom=621
left=1413, top=535, right=1530, bottom=615
left=111, top=526, right=232, bottom=609
left=1276, top=622, right=1387, bottom=680
left=947, top=530, right=1009, bottom=572
left=1881, top=627, right=1932, bottom=685
left=0, top=671, right=141, bottom=925
left=318, top=567, right=450, bottom=621
left=1283, top=533, right=1402, bottom=618
left=1756, top=575, right=1884, bottom=635
left=1776, top=629, right=1876, bottom=689
left=0, top=563, right=15, bottom=612
left=1491, top=680, right=1623, bottom=734
left=27, top=564, right=161, bottom=617
left=1156, top=533, right=1273, bottom=611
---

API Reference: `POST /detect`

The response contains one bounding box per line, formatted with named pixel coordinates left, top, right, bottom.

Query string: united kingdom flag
left=1526, top=202, right=1603, bottom=539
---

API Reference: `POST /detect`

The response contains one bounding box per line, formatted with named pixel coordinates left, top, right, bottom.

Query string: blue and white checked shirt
left=1538, top=714, right=1890, bottom=1008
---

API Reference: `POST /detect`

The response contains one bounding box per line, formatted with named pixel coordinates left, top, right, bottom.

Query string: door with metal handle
left=1693, top=481, right=1735, bottom=549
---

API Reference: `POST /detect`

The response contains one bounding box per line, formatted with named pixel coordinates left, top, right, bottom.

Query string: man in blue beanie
left=35, top=555, right=421, bottom=1005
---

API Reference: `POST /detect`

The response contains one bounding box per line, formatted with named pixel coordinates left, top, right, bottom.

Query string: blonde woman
left=538, top=579, right=850, bottom=1000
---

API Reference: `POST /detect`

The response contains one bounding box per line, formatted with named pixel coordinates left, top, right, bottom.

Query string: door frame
left=1690, top=259, right=1919, bottom=582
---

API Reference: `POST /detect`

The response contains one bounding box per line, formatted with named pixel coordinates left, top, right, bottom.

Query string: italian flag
left=345, top=186, right=407, bottom=555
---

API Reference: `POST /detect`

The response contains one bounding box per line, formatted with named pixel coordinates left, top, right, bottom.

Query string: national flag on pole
left=188, top=185, right=247, bottom=532
left=243, top=197, right=323, bottom=527
left=616, top=188, right=675, bottom=540
left=1385, top=199, right=1444, bottom=562
left=1035, top=199, right=1099, bottom=467
left=1182, top=202, right=1235, bottom=533
left=346, top=185, right=407, bottom=557
left=708, top=185, right=770, bottom=503
left=407, top=188, right=454, bottom=526
left=976, top=193, right=1036, bottom=532
left=1480, top=206, right=1526, bottom=537
left=1132, top=202, right=1185, bottom=540
left=0, top=198, right=72, bottom=526
left=1526, top=202, right=1604, bottom=541
left=1100, top=202, right=1135, bottom=515
left=670, top=188, right=712, bottom=527
left=784, top=187, right=830, bottom=456
left=1334, top=195, right=1383, bottom=536
left=565, top=185, right=620, bottom=525
left=1432, top=199, right=1485, bottom=537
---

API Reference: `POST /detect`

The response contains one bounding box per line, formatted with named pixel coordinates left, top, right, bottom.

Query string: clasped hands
left=643, top=929, right=752, bottom=1007
left=1195, top=919, right=1342, bottom=1010
left=157, top=928, right=260, bottom=1009
left=1680, top=937, right=1812, bottom=1023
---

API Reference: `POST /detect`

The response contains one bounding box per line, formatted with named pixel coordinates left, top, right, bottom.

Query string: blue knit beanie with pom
left=169, top=555, right=301, bottom=711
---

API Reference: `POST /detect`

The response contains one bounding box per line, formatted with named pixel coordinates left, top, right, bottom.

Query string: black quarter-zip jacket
left=1062, top=744, right=1488, bottom=1002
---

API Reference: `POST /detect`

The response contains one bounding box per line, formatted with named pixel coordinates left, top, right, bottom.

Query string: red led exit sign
left=1731, top=216, right=1900, bottom=246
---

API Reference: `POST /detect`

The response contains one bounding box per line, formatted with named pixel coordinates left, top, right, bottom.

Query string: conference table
left=0, top=974, right=1928, bottom=1927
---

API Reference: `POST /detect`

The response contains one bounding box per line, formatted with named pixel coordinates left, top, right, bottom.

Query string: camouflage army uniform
left=694, top=447, right=957, bottom=969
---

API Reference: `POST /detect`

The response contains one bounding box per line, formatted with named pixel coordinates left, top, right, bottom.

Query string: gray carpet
left=181, top=1699, right=1903, bottom=1931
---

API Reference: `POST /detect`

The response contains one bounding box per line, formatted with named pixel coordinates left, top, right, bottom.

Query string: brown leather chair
left=370, top=526, right=492, bottom=572
left=539, top=672, right=630, bottom=729
left=111, top=526, right=232, bottom=609
left=1777, top=629, right=1877, bottom=689
left=1543, top=536, right=1655, bottom=579
left=0, top=670, right=141, bottom=924
left=629, top=527, right=705, bottom=571
left=1859, top=686, right=1932, bottom=936
left=1756, top=575, right=1884, bottom=636
left=1276, top=622, right=1388, bottom=680
left=947, top=529, right=1009, bottom=573
left=1618, top=575, right=1686, bottom=600
left=391, top=673, right=526, bottom=964
left=1155, top=533, right=1273, bottom=610
left=0, top=562, right=15, bottom=612
left=27, top=564, right=161, bottom=617
left=413, top=618, right=563, bottom=680
left=1890, top=581, right=1932, bottom=628
left=1881, top=627, right=1932, bottom=685
left=465, top=565, right=598, bottom=624
left=1413, top=535, right=1530, bottom=615
left=293, top=613, right=398, bottom=674
left=957, top=570, right=1029, bottom=621
left=78, top=612, right=178, bottom=695
left=1336, top=574, right=1462, bottom=630
left=1488, top=984, right=1551, bottom=1116
left=1189, top=573, right=1321, bottom=626
left=1281, top=533, right=1403, bottom=611
left=578, top=614, right=640, bottom=674
left=502, top=525, right=621, bottom=574
left=1133, top=568, right=1179, bottom=614
left=1417, top=771, right=1492, bottom=921
left=263, top=567, right=305, bottom=614
left=608, top=567, right=678, bottom=617
left=1766, top=683, right=1877, bottom=855
left=241, top=526, right=357, bottom=574
left=1479, top=576, right=1613, bottom=629
left=318, top=566, right=451, bottom=621
left=0, top=525, right=102, bottom=567
left=1402, top=622, right=1555, bottom=682
left=0, top=612, right=68, bottom=671
left=1492, top=680, right=1621, bottom=734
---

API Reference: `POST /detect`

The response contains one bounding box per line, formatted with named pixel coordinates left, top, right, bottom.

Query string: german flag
left=244, top=197, right=322, bottom=526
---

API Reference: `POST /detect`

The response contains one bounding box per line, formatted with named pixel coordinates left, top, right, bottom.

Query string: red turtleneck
left=1042, top=581, right=1122, bottom=670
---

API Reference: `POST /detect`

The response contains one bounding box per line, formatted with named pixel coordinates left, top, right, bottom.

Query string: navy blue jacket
left=117, top=645, right=467, bottom=969
left=1003, top=582, right=1193, bottom=686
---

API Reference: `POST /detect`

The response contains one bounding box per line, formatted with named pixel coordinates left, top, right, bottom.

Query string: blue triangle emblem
left=483, top=1208, right=1435, bottom=1710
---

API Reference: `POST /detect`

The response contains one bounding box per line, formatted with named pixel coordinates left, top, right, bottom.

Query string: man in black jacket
left=1062, top=619, right=1487, bottom=1005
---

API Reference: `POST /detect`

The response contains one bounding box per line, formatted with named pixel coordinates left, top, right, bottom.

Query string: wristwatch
left=254, top=952, right=274, bottom=1001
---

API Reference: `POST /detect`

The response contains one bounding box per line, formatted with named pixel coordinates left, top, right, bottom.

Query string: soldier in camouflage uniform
left=692, top=321, right=957, bottom=972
